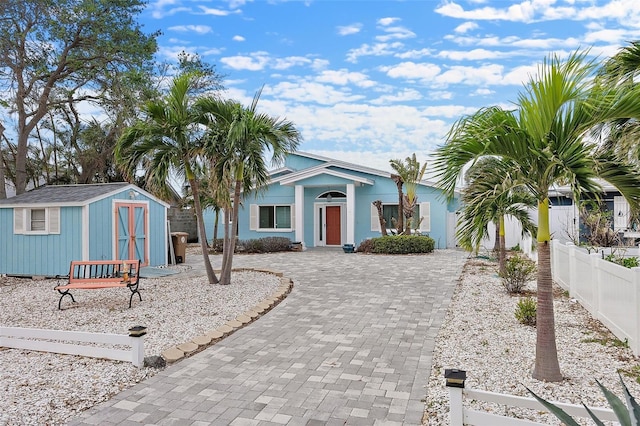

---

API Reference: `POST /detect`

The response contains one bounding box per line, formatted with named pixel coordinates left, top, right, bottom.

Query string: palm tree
left=434, top=50, right=640, bottom=382
left=116, top=72, right=220, bottom=284
left=459, top=157, right=537, bottom=274
left=198, top=89, right=301, bottom=285
left=390, top=154, right=428, bottom=234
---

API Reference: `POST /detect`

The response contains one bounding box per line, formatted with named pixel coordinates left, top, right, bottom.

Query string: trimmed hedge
left=209, top=237, right=292, bottom=254
left=357, top=235, right=435, bottom=254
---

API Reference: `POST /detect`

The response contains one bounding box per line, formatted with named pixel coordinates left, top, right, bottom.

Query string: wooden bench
left=55, top=260, right=142, bottom=310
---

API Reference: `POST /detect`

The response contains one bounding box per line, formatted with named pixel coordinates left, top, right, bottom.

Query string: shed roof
left=0, top=183, right=169, bottom=208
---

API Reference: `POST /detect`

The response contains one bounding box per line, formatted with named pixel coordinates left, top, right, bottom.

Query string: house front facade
left=205, top=152, right=459, bottom=249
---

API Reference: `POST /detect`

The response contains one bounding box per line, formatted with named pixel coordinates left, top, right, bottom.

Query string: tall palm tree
left=434, top=50, right=640, bottom=382
left=390, top=153, right=428, bottom=233
left=116, top=72, right=220, bottom=284
left=198, top=89, right=301, bottom=285
left=459, top=157, right=537, bottom=274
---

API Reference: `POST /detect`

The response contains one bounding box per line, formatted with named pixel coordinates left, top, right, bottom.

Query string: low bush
left=356, top=239, right=375, bottom=253
left=500, top=254, right=536, bottom=293
left=515, top=297, right=537, bottom=326
left=209, top=237, right=292, bottom=254
left=369, top=235, right=435, bottom=254
left=604, top=253, right=640, bottom=268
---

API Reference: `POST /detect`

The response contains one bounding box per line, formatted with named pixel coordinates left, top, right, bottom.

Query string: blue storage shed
left=0, top=183, right=170, bottom=277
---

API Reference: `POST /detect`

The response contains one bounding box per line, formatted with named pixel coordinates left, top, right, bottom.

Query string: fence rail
left=551, top=240, right=640, bottom=356
left=0, top=326, right=145, bottom=367
left=448, top=383, right=616, bottom=425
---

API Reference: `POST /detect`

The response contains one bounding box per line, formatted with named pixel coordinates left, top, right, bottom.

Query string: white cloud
left=315, top=69, right=376, bottom=88
left=370, top=89, right=423, bottom=105
left=376, top=26, right=416, bottom=42
left=346, top=42, right=405, bottom=63
left=337, top=23, right=362, bottom=36
left=233, top=35, right=246, bottom=42
left=422, top=105, right=479, bottom=118
left=454, top=22, right=479, bottom=34
left=437, top=48, right=508, bottom=61
left=198, top=6, right=234, bottom=16
left=381, top=62, right=441, bottom=82
left=395, top=48, right=433, bottom=60
left=263, top=81, right=365, bottom=105
left=377, top=17, right=400, bottom=26
left=221, top=52, right=270, bottom=71
left=273, top=56, right=312, bottom=70
left=168, top=25, right=212, bottom=35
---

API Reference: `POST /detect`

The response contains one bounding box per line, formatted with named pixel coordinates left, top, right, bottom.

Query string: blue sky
left=141, top=0, right=639, bottom=172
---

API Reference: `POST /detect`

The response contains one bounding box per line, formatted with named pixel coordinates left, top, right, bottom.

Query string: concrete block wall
left=168, top=207, right=197, bottom=242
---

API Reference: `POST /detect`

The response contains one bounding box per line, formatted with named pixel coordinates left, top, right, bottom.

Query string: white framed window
left=14, top=207, right=60, bottom=234
left=371, top=202, right=430, bottom=233
left=250, top=204, right=295, bottom=231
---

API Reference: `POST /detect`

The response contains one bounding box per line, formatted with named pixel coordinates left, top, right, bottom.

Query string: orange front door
left=115, top=202, right=148, bottom=265
left=326, top=205, right=341, bottom=246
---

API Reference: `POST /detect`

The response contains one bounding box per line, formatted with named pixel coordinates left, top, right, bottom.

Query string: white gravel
left=424, top=257, right=640, bottom=425
left=0, top=265, right=281, bottom=425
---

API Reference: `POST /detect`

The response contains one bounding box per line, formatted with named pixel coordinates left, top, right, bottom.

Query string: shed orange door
left=326, top=205, right=341, bottom=246
left=115, top=202, right=148, bottom=265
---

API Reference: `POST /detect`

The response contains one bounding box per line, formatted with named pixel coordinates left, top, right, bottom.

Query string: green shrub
left=515, top=297, right=537, bottom=326
left=209, top=237, right=291, bottom=254
left=371, top=235, right=435, bottom=254
left=605, top=253, right=640, bottom=268
left=356, top=239, right=375, bottom=253
left=500, top=254, right=536, bottom=293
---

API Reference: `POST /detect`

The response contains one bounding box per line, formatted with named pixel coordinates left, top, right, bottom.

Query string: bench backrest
left=69, top=260, right=141, bottom=283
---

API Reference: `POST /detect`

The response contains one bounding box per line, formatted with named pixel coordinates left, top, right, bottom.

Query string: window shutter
left=14, top=208, right=24, bottom=234
left=250, top=204, right=258, bottom=230
left=290, top=204, right=295, bottom=230
left=371, top=203, right=380, bottom=232
left=49, top=207, right=60, bottom=234
left=420, top=202, right=431, bottom=232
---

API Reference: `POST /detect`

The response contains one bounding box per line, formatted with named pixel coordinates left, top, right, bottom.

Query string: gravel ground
left=0, top=264, right=281, bottom=425
left=424, top=257, right=640, bottom=425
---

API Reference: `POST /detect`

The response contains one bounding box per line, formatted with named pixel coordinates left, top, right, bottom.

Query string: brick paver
left=72, top=249, right=465, bottom=425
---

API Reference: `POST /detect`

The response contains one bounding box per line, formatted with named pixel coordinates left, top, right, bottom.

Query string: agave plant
left=527, top=374, right=640, bottom=425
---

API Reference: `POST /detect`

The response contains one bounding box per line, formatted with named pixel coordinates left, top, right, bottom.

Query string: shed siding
left=0, top=206, right=83, bottom=276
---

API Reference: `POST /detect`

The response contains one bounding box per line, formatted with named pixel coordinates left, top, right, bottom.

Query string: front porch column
left=295, top=185, right=304, bottom=243
left=346, top=183, right=355, bottom=245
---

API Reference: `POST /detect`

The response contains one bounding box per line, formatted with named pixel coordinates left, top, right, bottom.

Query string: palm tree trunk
left=392, top=174, right=404, bottom=234
left=213, top=208, right=219, bottom=241
left=532, top=198, right=562, bottom=382
left=373, top=200, right=387, bottom=236
left=498, top=215, right=506, bottom=275
left=190, top=178, right=219, bottom=284
left=493, top=220, right=500, bottom=252
left=220, top=179, right=242, bottom=285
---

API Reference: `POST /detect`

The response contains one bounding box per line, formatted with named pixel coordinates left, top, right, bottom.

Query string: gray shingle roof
left=0, top=183, right=131, bottom=205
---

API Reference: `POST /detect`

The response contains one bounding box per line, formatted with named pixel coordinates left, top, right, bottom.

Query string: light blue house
left=0, top=183, right=170, bottom=276
left=204, top=152, right=459, bottom=249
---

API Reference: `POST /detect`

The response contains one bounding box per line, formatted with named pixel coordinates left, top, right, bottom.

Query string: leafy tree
left=0, top=0, right=157, bottom=194
left=116, top=73, right=219, bottom=284
left=198, top=89, right=302, bottom=285
left=390, top=153, right=428, bottom=234
left=459, top=157, right=537, bottom=274
left=434, top=50, right=640, bottom=382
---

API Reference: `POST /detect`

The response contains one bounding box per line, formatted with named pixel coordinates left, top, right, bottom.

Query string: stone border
left=159, top=268, right=293, bottom=364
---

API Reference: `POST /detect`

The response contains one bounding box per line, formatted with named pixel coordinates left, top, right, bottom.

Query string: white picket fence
left=448, top=385, right=616, bottom=425
left=0, top=326, right=145, bottom=367
left=551, top=240, right=640, bottom=356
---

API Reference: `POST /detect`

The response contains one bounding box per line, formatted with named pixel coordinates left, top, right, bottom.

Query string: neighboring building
left=203, top=152, right=460, bottom=249
left=0, top=183, right=170, bottom=276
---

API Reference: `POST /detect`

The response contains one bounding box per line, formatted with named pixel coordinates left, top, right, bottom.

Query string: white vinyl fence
left=448, top=383, right=616, bottom=425
left=0, top=326, right=146, bottom=367
left=551, top=240, right=640, bottom=356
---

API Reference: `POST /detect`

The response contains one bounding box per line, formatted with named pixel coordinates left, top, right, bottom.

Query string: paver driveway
left=73, top=249, right=466, bottom=425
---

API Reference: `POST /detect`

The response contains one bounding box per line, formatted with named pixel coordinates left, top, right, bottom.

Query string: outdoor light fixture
left=128, top=325, right=147, bottom=337
left=129, top=190, right=138, bottom=200
left=445, top=369, right=467, bottom=388
left=327, top=193, right=332, bottom=202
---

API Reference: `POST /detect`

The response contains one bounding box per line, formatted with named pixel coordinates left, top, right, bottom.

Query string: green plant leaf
left=582, top=402, right=607, bottom=426
left=525, top=386, right=581, bottom=426
left=618, top=373, right=640, bottom=425
left=596, top=379, right=632, bottom=426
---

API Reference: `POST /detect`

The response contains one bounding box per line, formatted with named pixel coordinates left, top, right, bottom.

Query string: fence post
left=445, top=369, right=466, bottom=426
left=634, top=267, right=640, bottom=357
left=590, top=253, right=601, bottom=315
left=129, top=326, right=147, bottom=368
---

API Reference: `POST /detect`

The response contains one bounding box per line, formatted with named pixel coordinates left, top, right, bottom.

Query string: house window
left=14, top=207, right=60, bottom=235
left=259, top=205, right=291, bottom=229
left=382, top=204, right=419, bottom=230
left=30, top=209, right=46, bottom=231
